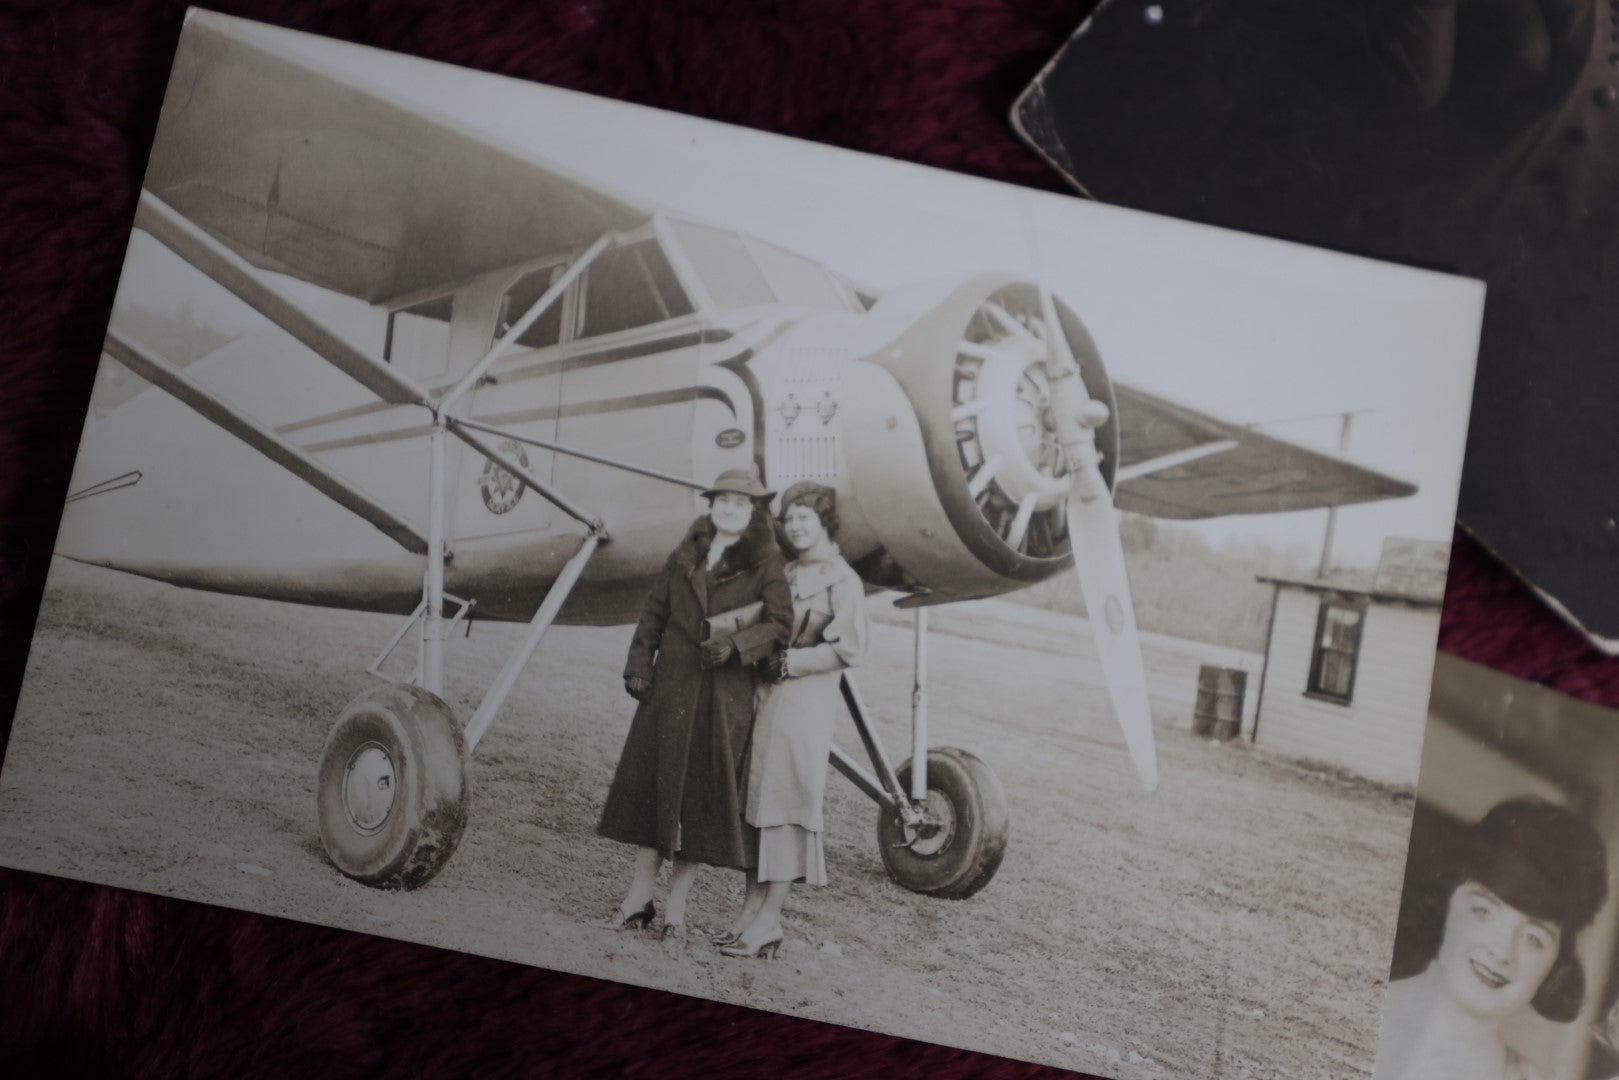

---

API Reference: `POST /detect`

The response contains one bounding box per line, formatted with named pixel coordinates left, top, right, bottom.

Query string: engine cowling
left=842, top=274, right=1119, bottom=599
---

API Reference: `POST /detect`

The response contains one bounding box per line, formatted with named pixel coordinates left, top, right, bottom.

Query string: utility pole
left=1317, top=412, right=1355, bottom=579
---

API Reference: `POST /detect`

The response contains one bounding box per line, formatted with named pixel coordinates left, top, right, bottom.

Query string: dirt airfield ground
left=0, top=562, right=1415, bottom=1078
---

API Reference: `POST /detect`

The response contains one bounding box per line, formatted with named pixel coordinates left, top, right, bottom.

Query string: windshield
left=667, top=219, right=860, bottom=313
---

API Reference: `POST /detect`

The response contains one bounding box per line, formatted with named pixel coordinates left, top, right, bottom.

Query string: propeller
left=1036, top=286, right=1159, bottom=792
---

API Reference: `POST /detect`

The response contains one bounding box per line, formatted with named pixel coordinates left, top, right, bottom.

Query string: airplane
left=58, top=15, right=1417, bottom=897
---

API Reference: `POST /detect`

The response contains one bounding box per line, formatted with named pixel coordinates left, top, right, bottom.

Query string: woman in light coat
left=719, top=481, right=867, bottom=959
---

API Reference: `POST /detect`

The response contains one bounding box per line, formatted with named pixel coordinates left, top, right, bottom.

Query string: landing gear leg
left=838, top=605, right=1010, bottom=898
left=317, top=407, right=607, bottom=891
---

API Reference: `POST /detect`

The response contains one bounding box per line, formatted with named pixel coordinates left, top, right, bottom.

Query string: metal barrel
left=1193, top=665, right=1246, bottom=741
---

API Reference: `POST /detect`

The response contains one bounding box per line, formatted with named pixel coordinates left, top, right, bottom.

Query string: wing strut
left=462, top=530, right=603, bottom=752
left=1113, top=439, right=1239, bottom=484
left=129, top=188, right=623, bottom=740
left=103, top=330, right=431, bottom=555
left=134, top=191, right=429, bottom=409
left=439, top=233, right=612, bottom=415
left=452, top=417, right=707, bottom=492
left=445, top=420, right=601, bottom=529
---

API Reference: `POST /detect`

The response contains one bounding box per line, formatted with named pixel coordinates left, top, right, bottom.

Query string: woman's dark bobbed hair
left=777, top=481, right=839, bottom=540
left=1389, top=798, right=1608, bottom=1022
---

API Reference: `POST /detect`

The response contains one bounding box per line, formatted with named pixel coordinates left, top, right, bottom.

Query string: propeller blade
left=1037, top=283, right=1159, bottom=791
left=1066, top=487, right=1159, bottom=791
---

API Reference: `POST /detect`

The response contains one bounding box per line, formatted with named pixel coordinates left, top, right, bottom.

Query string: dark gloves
left=760, top=649, right=791, bottom=684
left=625, top=675, right=652, bottom=701
left=700, top=638, right=736, bottom=669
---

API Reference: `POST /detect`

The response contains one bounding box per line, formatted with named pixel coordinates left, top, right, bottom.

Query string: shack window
left=385, top=295, right=453, bottom=377
left=495, top=264, right=565, bottom=349
left=1306, top=597, right=1367, bottom=704
left=578, top=240, right=693, bottom=339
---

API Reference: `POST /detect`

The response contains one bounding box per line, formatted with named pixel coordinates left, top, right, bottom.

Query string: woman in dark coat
left=596, top=466, right=792, bottom=953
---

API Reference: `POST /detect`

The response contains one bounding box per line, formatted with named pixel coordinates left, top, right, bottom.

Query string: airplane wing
left=1110, top=385, right=1417, bottom=519
left=144, top=15, right=650, bottom=305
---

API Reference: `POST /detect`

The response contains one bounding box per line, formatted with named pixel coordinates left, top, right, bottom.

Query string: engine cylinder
left=844, top=275, right=1118, bottom=594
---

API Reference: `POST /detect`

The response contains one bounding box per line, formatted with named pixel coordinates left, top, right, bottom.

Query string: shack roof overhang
left=1255, top=574, right=1444, bottom=609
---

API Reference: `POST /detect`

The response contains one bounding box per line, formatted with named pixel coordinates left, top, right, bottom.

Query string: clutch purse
left=791, top=607, right=833, bottom=648
left=702, top=601, right=763, bottom=642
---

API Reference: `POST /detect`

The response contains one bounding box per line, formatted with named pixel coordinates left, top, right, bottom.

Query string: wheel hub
left=342, top=742, right=397, bottom=834
left=899, top=789, right=957, bottom=857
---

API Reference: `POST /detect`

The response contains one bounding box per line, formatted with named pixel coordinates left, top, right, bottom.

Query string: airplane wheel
left=877, top=747, right=1009, bottom=898
left=317, top=684, right=469, bottom=890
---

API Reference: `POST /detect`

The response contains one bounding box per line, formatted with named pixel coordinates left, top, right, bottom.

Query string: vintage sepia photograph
left=1376, top=656, right=1619, bottom=1080
left=0, top=12, right=1481, bottom=1078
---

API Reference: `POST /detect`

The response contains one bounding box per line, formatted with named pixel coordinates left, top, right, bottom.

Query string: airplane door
left=450, top=265, right=566, bottom=541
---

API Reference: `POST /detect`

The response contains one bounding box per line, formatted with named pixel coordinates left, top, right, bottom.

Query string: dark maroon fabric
left=2, top=2, right=1615, bottom=1077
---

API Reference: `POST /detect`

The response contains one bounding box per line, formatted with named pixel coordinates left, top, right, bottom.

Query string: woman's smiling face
left=1435, top=881, right=1560, bottom=1020
left=782, top=503, right=826, bottom=553
left=708, top=491, right=754, bottom=536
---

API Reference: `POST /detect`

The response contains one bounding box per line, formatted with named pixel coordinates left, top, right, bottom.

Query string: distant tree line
left=1005, top=511, right=1322, bottom=651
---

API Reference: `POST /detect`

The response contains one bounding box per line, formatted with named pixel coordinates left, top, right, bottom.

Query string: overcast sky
left=127, top=12, right=1483, bottom=567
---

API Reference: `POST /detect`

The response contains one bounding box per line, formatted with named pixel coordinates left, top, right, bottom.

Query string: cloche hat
left=701, top=464, right=773, bottom=501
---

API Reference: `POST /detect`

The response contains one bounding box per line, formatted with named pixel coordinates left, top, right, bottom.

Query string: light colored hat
left=702, top=465, right=773, bottom=500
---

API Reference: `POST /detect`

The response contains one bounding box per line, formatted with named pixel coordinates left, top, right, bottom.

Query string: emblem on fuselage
left=715, top=428, right=746, bottom=449
left=479, top=439, right=529, bottom=514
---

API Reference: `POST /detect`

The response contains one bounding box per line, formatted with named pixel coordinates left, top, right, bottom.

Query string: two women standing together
left=595, top=467, right=867, bottom=959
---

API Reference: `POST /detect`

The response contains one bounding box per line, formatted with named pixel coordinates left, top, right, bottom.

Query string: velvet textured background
left=2, top=2, right=1616, bottom=1077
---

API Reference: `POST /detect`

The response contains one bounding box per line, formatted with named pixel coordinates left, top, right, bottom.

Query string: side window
left=385, top=295, right=453, bottom=377
left=667, top=220, right=775, bottom=308
left=495, top=265, right=565, bottom=350
left=748, top=239, right=845, bottom=310
left=578, top=241, right=693, bottom=339
left=1306, top=597, right=1367, bottom=704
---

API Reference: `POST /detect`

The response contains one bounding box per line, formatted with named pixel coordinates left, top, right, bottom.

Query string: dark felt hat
left=701, top=465, right=773, bottom=500
left=1466, top=798, right=1607, bottom=935
left=778, top=480, right=835, bottom=514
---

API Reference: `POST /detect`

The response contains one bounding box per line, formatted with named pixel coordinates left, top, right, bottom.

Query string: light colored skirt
left=756, top=823, right=827, bottom=886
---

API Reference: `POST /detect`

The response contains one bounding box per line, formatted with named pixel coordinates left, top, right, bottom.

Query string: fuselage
left=63, top=213, right=1079, bottom=625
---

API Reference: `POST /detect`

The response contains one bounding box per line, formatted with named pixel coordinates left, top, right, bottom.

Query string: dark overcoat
left=597, top=514, right=792, bottom=869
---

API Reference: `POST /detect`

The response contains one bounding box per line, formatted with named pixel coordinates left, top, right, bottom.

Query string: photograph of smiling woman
left=1376, top=799, right=1609, bottom=1080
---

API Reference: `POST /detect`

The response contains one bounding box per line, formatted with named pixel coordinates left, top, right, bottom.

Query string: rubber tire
left=317, top=684, right=469, bottom=890
left=877, top=747, right=1009, bottom=898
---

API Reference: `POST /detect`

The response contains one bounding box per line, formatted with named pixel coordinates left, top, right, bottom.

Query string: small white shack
left=1249, top=539, right=1447, bottom=786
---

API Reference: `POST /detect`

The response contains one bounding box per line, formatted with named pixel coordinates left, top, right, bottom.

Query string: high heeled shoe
left=719, top=933, right=783, bottom=959
left=710, top=930, right=742, bottom=947
left=660, top=923, right=688, bottom=958
left=592, top=899, right=655, bottom=931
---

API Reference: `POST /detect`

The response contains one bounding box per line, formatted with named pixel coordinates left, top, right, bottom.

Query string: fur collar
left=669, top=513, right=777, bottom=580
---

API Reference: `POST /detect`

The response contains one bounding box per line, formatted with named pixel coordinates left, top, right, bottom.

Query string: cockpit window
left=385, top=294, right=453, bottom=377
left=747, top=239, right=848, bottom=311
left=578, top=240, right=694, bottom=338
left=667, top=220, right=776, bottom=309
left=496, top=264, right=565, bottom=349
